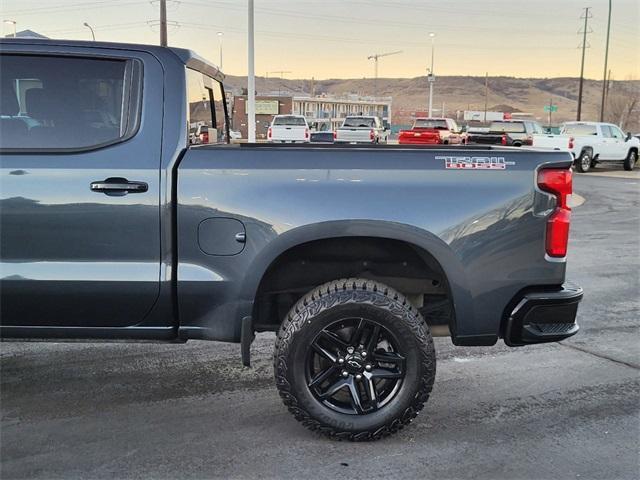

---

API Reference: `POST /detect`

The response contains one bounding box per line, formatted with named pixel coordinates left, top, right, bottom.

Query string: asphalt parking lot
left=1, top=166, right=639, bottom=480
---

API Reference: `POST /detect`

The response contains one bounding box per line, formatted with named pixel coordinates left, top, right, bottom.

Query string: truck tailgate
left=336, top=128, right=372, bottom=143
left=270, top=126, right=307, bottom=142
left=533, top=134, right=570, bottom=150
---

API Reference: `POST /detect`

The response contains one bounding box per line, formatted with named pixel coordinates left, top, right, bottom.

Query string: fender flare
left=237, top=219, right=476, bottom=337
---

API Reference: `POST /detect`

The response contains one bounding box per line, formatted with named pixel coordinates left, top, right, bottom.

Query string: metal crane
left=367, top=51, right=402, bottom=96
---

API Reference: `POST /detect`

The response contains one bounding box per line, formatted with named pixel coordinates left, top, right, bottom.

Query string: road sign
left=544, top=105, right=558, bottom=112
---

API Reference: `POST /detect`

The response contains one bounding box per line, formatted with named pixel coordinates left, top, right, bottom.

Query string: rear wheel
left=624, top=149, right=637, bottom=171
left=576, top=149, right=593, bottom=173
left=274, top=278, right=436, bottom=441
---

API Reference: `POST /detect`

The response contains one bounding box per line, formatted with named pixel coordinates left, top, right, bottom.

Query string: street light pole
left=428, top=32, right=435, bottom=117
left=83, top=22, right=96, bottom=41
left=3, top=20, right=17, bottom=38
left=217, top=31, right=223, bottom=70
left=247, top=0, right=256, bottom=143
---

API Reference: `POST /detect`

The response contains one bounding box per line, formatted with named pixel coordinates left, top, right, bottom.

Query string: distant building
left=4, top=30, right=48, bottom=39
left=231, top=96, right=294, bottom=139
left=231, top=94, right=392, bottom=139
left=292, top=95, right=392, bottom=131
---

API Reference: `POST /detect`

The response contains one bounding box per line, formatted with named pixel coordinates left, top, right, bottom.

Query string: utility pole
left=577, top=7, right=592, bottom=121
left=159, top=0, right=167, bottom=46
left=484, top=72, right=489, bottom=122
left=548, top=96, right=553, bottom=125
left=367, top=50, right=402, bottom=97
left=247, top=0, right=256, bottom=142
left=599, top=0, right=612, bottom=121
left=268, top=71, right=291, bottom=97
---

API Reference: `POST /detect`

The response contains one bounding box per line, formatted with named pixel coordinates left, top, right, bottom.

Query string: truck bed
left=176, top=144, right=572, bottom=343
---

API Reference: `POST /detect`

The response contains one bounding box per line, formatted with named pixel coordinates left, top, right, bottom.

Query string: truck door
left=0, top=48, right=165, bottom=330
left=599, top=125, right=615, bottom=160
left=608, top=125, right=629, bottom=160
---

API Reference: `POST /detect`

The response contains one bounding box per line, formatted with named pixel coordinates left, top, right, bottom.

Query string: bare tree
left=605, top=78, right=639, bottom=132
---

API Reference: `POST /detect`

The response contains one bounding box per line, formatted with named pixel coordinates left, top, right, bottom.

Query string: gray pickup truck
left=0, top=39, right=582, bottom=441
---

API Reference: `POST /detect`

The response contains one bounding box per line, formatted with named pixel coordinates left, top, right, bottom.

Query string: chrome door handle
left=91, top=178, right=148, bottom=196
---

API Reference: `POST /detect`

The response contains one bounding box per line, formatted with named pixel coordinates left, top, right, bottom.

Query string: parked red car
left=398, top=118, right=465, bottom=145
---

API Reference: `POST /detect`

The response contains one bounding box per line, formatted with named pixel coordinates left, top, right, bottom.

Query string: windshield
left=489, top=121, right=525, bottom=133
left=413, top=119, right=448, bottom=129
left=562, top=124, right=598, bottom=136
left=273, top=116, right=307, bottom=126
left=343, top=117, right=376, bottom=128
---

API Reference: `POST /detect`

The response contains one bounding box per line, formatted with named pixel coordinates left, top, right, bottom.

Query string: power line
left=2, top=0, right=147, bottom=16
left=576, top=6, right=593, bottom=121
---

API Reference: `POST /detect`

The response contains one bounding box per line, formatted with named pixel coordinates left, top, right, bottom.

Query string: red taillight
left=305, top=128, right=309, bottom=139
left=333, top=130, right=337, bottom=139
left=267, top=127, right=272, bottom=139
left=370, top=129, right=375, bottom=141
left=568, top=136, right=574, bottom=149
left=501, top=134, right=507, bottom=145
left=200, top=131, right=209, bottom=143
left=538, top=168, right=572, bottom=257
left=526, top=135, right=533, bottom=146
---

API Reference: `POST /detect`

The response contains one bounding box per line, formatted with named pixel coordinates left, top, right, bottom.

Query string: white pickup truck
left=267, top=115, right=310, bottom=143
left=335, top=115, right=389, bottom=144
left=533, top=121, right=639, bottom=172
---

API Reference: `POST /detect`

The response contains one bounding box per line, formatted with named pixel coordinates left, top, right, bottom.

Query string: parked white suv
left=268, top=115, right=310, bottom=143
left=533, top=121, right=639, bottom=172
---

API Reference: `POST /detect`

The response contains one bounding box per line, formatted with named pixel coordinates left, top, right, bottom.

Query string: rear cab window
left=343, top=117, right=376, bottom=128
left=186, top=68, right=227, bottom=145
left=562, top=124, right=598, bottom=136
left=0, top=54, right=141, bottom=151
left=489, top=121, right=525, bottom=133
left=414, top=119, right=448, bottom=129
left=273, top=116, right=306, bottom=126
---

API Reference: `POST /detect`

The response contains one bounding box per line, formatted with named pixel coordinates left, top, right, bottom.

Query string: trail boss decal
left=437, top=156, right=515, bottom=170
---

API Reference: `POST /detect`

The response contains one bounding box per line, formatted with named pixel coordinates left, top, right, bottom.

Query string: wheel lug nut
left=347, top=346, right=355, bottom=354
left=342, top=371, right=349, bottom=377
left=361, top=352, right=367, bottom=357
left=355, top=374, right=362, bottom=380
left=338, top=358, right=344, bottom=364
left=365, top=364, right=372, bottom=371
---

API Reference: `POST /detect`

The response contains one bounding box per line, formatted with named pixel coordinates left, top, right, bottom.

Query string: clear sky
left=1, top=0, right=638, bottom=80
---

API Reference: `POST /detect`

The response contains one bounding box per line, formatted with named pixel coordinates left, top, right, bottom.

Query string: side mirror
left=626, top=132, right=632, bottom=141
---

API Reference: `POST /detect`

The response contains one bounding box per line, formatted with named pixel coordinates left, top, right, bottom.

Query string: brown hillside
left=223, top=75, right=640, bottom=130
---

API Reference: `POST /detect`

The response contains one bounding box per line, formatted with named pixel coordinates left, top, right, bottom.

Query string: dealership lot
left=1, top=168, right=638, bottom=480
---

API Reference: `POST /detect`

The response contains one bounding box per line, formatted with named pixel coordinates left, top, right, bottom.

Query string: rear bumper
left=398, top=137, right=440, bottom=145
left=504, top=283, right=583, bottom=346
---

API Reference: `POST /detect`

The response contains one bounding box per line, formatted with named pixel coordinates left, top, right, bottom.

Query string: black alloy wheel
left=274, top=278, right=436, bottom=441
left=306, top=317, right=405, bottom=415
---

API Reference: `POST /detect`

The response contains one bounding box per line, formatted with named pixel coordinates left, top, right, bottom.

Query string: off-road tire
left=624, top=149, right=637, bottom=171
left=274, top=278, right=436, bottom=441
left=576, top=148, right=593, bottom=173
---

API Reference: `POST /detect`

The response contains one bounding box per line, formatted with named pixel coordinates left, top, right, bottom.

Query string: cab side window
left=609, top=126, right=624, bottom=139
left=186, top=69, right=227, bottom=145
left=601, top=125, right=613, bottom=138
left=0, top=54, right=140, bottom=150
